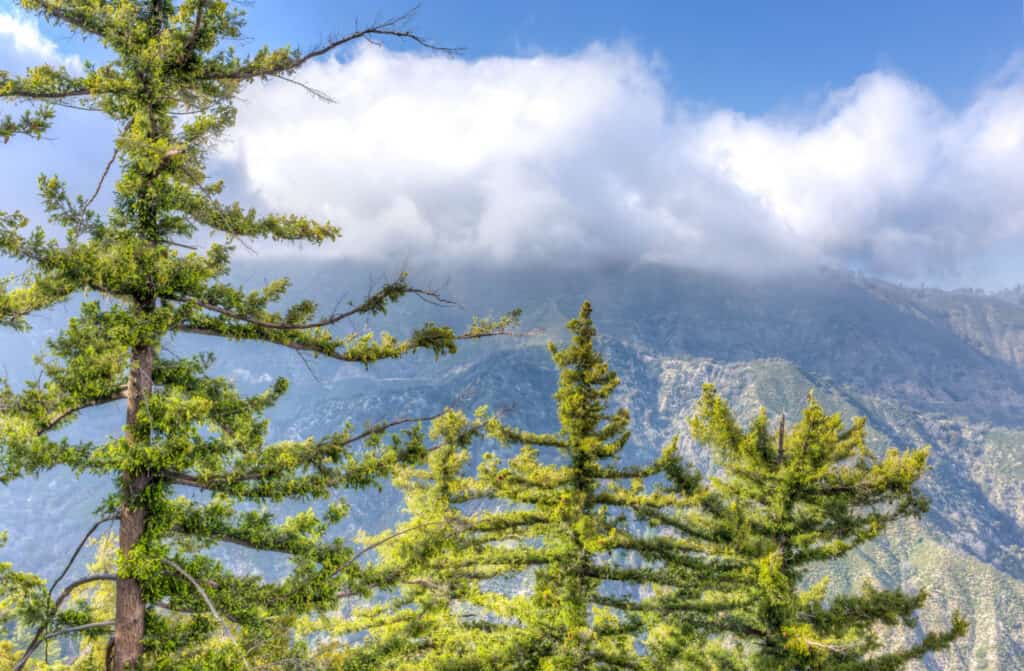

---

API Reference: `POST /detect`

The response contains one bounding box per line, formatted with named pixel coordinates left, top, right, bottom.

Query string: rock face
left=3, top=262, right=1024, bottom=669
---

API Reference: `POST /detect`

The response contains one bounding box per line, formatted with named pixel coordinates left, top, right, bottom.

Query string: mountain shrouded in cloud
left=215, top=44, right=1024, bottom=279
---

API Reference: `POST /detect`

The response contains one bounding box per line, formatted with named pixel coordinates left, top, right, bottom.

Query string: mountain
left=2, top=261, right=1023, bottom=669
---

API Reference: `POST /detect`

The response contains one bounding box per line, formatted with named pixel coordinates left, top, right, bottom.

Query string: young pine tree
left=478, top=302, right=713, bottom=670
left=690, top=385, right=967, bottom=670
left=312, top=409, right=542, bottom=671
left=0, top=2, right=515, bottom=668
left=475, top=302, right=739, bottom=670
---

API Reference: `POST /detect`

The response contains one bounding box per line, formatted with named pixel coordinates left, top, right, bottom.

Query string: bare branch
left=52, top=574, right=118, bottom=611
left=271, top=74, right=336, bottom=103
left=205, top=6, right=460, bottom=83
left=163, top=558, right=251, bottom=670
left=82, top=148, right=119, bottom=213
left=38, top=388, right=128, bottom=435
left=153, top=600, right=240, bottom=624
left=43, top=619, right=115, bottom=640
left=332, top=520, right=451, bottom=580
left=49, top=515, right=119, bottom=597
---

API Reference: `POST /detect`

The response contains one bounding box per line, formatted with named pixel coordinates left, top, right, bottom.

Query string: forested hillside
left=3, top=263, right=1023, bottom=668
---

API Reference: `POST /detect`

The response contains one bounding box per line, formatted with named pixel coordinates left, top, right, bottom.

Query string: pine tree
left=690, top=385, right=967, bottom=670
left=478, top=303, right=717, bottom=669
left=311, top=409, right=540, bottom=671
left=477, top=302, right=728, bottom=670
left=0, top=2, right=516, bottom=668
left=321, top=303, right=724, bottom=671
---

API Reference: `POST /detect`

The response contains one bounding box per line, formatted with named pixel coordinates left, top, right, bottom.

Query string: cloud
left=0, top=10, right=83, bottom=72
left=218, top=44, right=1024, bottom=278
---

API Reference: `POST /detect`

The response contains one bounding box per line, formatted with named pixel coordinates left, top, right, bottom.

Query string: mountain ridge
left=2, top=262, right=1023, bottom=669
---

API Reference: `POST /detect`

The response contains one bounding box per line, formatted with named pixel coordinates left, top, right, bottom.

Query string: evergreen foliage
left=0, top=2, right=516, bottom=668
left=308, top=410, right=540, bottom=671
left=690, top=385, right=968, bottom=670
left=329, top=303, right=732, bottom=670
left=0, top=1, right=976, bottom=667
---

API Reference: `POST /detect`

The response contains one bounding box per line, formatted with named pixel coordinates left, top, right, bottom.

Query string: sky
left=1, top=1, right=1024, bottom=287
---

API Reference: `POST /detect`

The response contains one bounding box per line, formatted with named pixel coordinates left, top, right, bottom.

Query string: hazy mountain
left=2, top=262, right=1023, bottom=669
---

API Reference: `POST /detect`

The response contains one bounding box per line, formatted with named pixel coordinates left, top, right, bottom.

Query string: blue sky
left=3, top=1, right=1024, bottom=287
left=242, top=1, right=1024, bottom=113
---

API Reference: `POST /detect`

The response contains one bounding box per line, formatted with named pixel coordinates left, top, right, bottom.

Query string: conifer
left=690, top=385, right=967, bottom=670
left=476, top=302, right=728, bottom=670
left=311, top=409, right=540, bottom=671
left=322, top=303, right=719, bottom=670
left=0, top=2, right=516, bottom=668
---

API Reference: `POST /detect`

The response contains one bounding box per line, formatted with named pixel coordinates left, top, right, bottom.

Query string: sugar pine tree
left=690, top=385, right=967, bottom=670
left=0, top=2, right=517, bottom=669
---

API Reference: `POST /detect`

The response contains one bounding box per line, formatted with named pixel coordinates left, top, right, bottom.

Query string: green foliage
left=0, top=2, right=517, bottom=668
left=690, top=385, right=967, bottom=670
left=323, top=303, right=731, bottom=670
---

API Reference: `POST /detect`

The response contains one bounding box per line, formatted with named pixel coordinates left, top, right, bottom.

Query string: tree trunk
left=113, top=344, right=154, bottom=671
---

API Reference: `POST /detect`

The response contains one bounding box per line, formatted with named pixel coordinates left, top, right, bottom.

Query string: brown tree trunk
left=113, top=344, right=154, bottom=671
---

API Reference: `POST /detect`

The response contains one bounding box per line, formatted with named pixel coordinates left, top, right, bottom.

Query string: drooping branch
left=51, top=574, right=118, bottom=611
left=163, top=558, right=251, bottom=669
left=49, top=515, right=119, bottom=596
left=270, top=74, right=336, bottom=103
left=38, top=388, right=128, bottom=434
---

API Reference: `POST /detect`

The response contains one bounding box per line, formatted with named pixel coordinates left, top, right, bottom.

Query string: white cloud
left=0, top=11, right=83, bottom=72
left=218, top=44, right=1024, bottom=279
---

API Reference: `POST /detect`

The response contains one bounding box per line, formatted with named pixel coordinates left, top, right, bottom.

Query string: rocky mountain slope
left=2, top=262, right=1024, bottom=669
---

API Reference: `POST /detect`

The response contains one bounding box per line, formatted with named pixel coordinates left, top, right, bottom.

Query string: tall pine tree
left=690, top=385, right=967, bottom=670
left=0, top=2, right=516, bottom=668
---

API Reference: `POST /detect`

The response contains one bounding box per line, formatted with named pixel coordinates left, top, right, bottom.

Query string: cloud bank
left=0, top=11, right=82, bottom=72
left=218, top=44, right=1024, bottom=278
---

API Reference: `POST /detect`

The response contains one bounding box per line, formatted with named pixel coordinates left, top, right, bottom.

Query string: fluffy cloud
left=217, top=45, right=1023, bottom=277
left=0, top=11, right=82, bottom=72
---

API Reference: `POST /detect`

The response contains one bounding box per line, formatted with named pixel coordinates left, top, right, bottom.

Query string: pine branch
left=43, top=619, right=115, bottom=640
left=13, top=574, right=118, bottom=671
left=164, top=412, right=441, bottom=492
left=178, top=285, right=453, bottom=332
left=29, top=0, right=111, bottom=37
left=49, top=515, right=118, bottom=596
left=38, top=388, right=128, bottom=434
left=163, top=558, right=251, bottom=670
left=181, top=0, right=208, bottom=61
left=202, top=6, right=460, bottom=83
